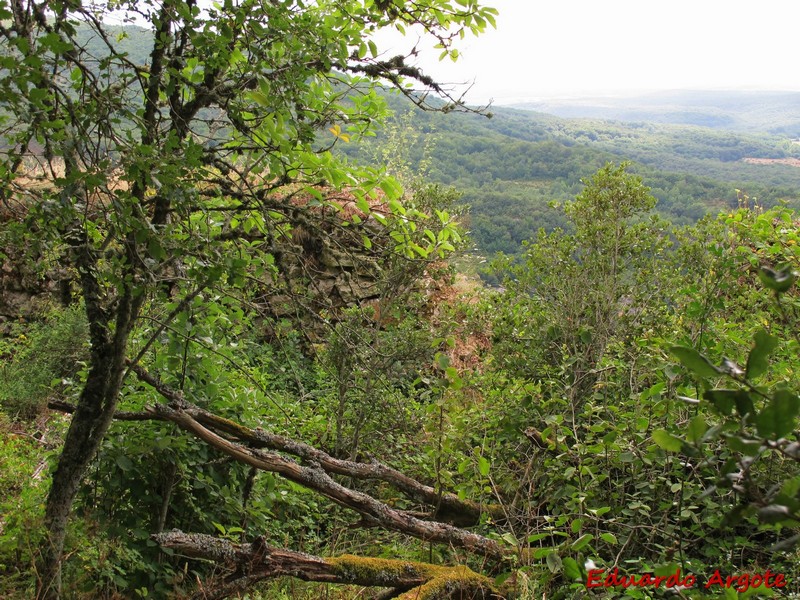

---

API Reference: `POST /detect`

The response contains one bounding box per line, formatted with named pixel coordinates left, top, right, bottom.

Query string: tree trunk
left=38, top=365, right=117, bottom=598
left=37, top=262, right=137, bottom=598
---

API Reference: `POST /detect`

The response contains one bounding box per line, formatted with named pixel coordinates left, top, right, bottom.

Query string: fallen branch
left=128, top=363, right=504, bottom=529
left=150, top=399, right=505, bottom=560
left=183, top=404, right=499, bottom=526
left=50, top=365, right=513, bottom=598
left=155, top=530, right=502, bottom=600
left=50, top=386, right=501, bottom=526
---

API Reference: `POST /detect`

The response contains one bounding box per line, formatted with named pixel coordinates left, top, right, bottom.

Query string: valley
left=338, top=90, right=800, bottom=255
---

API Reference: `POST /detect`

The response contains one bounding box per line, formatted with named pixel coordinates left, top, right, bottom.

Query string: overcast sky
left=392, top=0, right=800, bottom=104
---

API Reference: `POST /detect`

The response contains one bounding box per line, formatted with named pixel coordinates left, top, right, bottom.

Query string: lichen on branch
left=154, top=530, right=502, bottom=600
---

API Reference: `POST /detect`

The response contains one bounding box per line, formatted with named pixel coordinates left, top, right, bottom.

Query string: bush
left=0, top=415, right=50, bottom=597
left=0, top=305, right=88, bottom=419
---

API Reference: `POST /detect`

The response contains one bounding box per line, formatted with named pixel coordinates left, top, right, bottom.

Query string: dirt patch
left=742, top=157, right=800, bottom=168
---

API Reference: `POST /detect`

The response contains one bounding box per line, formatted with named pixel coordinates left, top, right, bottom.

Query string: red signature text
left=586, top=568, right=787, bottom=593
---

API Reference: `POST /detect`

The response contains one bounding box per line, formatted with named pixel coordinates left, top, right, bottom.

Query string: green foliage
left=0, top=0, right=500, bottom=596
left=0, top=414, right=185, bottom=599
left=0, top=417, right=50, bottom=597
left=0, top=306, right=88, bottom=419
left=7, top=2, right=800, bottom=597
left=489, top=163, right=670, bottom=395
left=436, top=185, right=800, bottom=597
left=664, top=214, right=800, bottom=546
left=322, top=308, right=436, bottom=458
left=339, top=95, right=800, bottom=255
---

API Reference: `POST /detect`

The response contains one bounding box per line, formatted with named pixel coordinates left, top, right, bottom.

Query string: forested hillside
left=2, top=2, right=800, bottom=600
left=339, top=94, right=800, bottom=254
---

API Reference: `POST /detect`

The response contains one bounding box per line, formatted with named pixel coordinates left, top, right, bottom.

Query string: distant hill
left=506, top=90, right=800, bottom=136
left=339, top=93, right=800, bottom=255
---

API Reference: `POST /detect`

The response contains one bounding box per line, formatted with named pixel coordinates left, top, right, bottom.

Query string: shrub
left=0, top=305, right=88, bottom=419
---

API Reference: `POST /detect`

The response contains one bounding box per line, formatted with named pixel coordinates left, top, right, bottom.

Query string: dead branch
left=48, top=386, right=501, bottom=528
left=127, top=363, right=502, bottom=528
left=154, top=529, right=501, bottom=600
left=183, top=405, right=499, bottom=526
left=49, top=365, right=511, bottom=597
left=149, top=399, right=505, bottom=560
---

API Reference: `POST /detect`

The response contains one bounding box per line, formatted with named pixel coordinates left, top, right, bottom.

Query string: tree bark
left=37, top=163, right=141, bottom=598
left=33, top=130, right=153, bottom=592
left=38, top=360, right=125, bottom=598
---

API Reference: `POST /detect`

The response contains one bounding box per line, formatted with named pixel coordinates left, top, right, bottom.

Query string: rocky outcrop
left=0, top=183, right=406, bottom=340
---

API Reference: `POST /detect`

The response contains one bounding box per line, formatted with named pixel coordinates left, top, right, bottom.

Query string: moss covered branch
left=154, top=530, right=502, bottom=600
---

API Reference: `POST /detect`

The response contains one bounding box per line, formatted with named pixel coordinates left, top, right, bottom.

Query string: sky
left=387, top=0, right=800, bottom=104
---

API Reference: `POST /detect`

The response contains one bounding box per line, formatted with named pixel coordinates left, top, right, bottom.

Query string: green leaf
left=562, top=557, right=582, bottom=581
left=116, top=455, right=133, bottom=472
left=746, top=329, right=778, bottom=379
left=500, top=532, right=517, bottom=546
left=40, top=32, right=73, bottom=54
left=445, top=366, right=463, bottom=390
left=756, top=389, right=800, bottom=438
left=148, top=238, right=166, bottom=260
left=670, top=346, right=720, bottom=378
left=545, top=551, right=562, bottom=573
left=600, top=532, right=617, bottom=545
left=590, top=506, right=612, bottom=517
left=734, top=391, right=756, bottom=419
left=379, top=178, right=402, bottom=201
left=570, top=518, right=582, bottom=533
left=477, top=455, right=490, bottom=477
left=212, top=522, right=227, bottom=534
left=725, top=435, right=763, bottom=456
left=247, top=90, right=271, bottom=107
left=703, top=389, right=752, bottom=417
left=571, top=533, right=593, bottom=551
left=686, top=415, right=707, bottom=444
left=355, top=195, right=370, bottom=214
left=652, top=429, right=682, bottom=452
